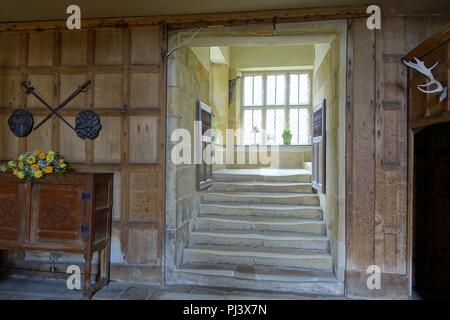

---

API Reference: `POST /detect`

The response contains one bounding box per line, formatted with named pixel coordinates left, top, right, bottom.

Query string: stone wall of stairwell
left=166, top=42, right=211, bottom=276
left=312, top=30, right=347, bottom=282
left=210, top=63, right=229, bottom=171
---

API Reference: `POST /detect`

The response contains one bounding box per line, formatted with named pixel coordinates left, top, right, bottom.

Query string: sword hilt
left=79, top=80, right=91, bottom=92
left=21, top=81, right=35, bottom=94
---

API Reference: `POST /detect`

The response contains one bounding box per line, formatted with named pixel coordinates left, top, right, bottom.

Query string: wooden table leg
left=104, top=239, right=111, bottom=285
left=83, top=253, right=92, bottom=299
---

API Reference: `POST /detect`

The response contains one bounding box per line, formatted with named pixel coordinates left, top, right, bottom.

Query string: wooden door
left=413, top=122, right=450, bottom=289
left=405, top=23, right=450, bottom=292
left=312, top=99, right=326, bottom=193
left=196, top=101, right=213, bottom=190
left=404, top=25, right=450, bottom=130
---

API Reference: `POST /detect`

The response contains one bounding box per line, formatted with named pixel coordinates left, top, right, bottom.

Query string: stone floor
left=0, top=275, right=344, bottom=300
left=1, top=276, right=445, bottom=300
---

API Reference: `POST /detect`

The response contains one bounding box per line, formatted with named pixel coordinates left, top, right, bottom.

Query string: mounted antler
left=403, top=57, right=448, bottom=102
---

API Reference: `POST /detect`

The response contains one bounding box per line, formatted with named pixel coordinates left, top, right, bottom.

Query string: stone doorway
left=165, top=20, right=347, bottom=295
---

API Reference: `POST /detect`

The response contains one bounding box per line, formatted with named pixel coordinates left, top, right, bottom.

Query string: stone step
left=190, top=230, right=329, bottom=251
left=213, top=170, right=311, bottom=183
left=183, top=245, right=333, bottom=271
left=177, top=263, right=338, bottom=283
left=203, top=192, right=320, bottom=206
left=195, top=215, right=326, bottom=234
left=225, top=164, right=271, bottom=169
left=172, top=265, right=344, bottom=296
left=200, top=203, right=322, bottom=219
left=209, top=181, right=314, bottom=193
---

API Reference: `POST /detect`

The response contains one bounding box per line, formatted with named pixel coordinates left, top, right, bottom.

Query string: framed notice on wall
left=196, top=101, right=213, bottom=190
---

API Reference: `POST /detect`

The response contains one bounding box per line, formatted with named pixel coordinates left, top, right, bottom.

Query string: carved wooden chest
left=0, top=172, right=113, bottom=298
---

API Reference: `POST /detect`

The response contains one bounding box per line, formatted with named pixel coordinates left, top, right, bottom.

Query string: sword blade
left=32, top=81, right=91, bottom=132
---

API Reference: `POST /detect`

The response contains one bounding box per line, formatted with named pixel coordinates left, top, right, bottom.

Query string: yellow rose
left=39, top=152, right=46, bottom=160
left=27, top=155, right=36, bottom=164
left=14, top=170, right=25, bottom=180
left=46, top=153, right=55, bottom=162
left=44, top=166, right=53, bottom=174
left=34, top=170, right=43, bottom=178
left=60, top=163, right=67, bottom=169
left=18, top=161, right=23, bottom=170
left=33, top=150, right=41, bottom=155
left=31, top=164, right=39, bottom=171
left=48, top=150, right=56, bottom=155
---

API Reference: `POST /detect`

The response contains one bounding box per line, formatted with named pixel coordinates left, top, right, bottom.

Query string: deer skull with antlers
left=403, top=57, right=448, bottom=102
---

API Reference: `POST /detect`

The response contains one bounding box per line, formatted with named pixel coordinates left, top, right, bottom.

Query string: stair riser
left=195, top=219, right=326, bottom=235
left=203, top=194, right=319, bottom=206
left=213, top=174, right=311, bottom=183
left=190, top=234, right=329, bottom=251
left=209, top=184, right=313, bottom=193
left=200, top=205, right=322, bottom=219
left=183, top=251, right=333, bottom=271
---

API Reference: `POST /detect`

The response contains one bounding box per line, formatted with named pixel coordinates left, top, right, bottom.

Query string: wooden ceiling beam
left=0, top=5, right=370, bottom=31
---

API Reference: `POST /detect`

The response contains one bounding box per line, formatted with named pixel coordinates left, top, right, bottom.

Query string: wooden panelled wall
left=346, top=15, right=450, bottom=297
left=0, top=25, right=166, bottom=281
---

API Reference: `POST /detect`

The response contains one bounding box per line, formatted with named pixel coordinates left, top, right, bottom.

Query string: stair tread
left=198, top=214, right=325, bottom=224
left=178, top=263, right=338, bottom=282
left=201, top=203, right=321, bottom=210
left=192, top=229, right=328, bottom=241
left=206, top=192, right=318, bottom=197
left=213, top=169, right=311, bottom=177
left=185, top=245, right=332, bottom=258
left=212, top=181, right=312, bottom=187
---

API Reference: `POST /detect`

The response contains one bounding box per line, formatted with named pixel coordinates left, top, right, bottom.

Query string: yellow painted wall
left=230, top=44, right=314, bottom=69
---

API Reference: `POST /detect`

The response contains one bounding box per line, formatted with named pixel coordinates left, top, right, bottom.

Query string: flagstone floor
left=2, top=275, right=443, bottom=300
left=0, top=275, right=344, bottom=300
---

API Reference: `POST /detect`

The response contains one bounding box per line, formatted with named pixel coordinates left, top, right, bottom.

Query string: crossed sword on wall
left=21, top=80, right=91, bottom=131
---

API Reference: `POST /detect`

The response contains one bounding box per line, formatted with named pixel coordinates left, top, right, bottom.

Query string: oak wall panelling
left=0, top=6, right=447, bottom=297
left=0, top=24, right=166, bottom=282
left=346, top=15, right=450, bottom=298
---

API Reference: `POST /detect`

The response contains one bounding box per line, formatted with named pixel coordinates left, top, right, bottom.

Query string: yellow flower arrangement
left=1, top=150, right=69, bottom=181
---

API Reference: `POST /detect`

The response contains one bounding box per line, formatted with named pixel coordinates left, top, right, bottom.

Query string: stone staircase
left=176, top=169, right=343, bottom=295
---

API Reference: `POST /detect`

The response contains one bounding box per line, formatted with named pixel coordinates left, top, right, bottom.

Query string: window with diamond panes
left=242, top=71, right=311, bottom=145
